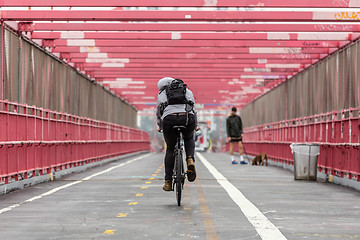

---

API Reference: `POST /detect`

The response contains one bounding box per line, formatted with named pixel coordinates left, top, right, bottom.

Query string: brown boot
left=186, top=156, right=196, bottom=182
left=163, top=180, right=172, bottom=191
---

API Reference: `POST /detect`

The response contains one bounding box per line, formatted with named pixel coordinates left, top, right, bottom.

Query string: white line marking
left=0, top=154, right=151, bottom=215
left=196, top=152, right=288, bottom=240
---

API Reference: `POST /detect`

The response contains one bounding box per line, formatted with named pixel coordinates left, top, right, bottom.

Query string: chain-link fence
left=241, top=40, right=360, bottom=127
left=1, top=26, right=137, bottom=128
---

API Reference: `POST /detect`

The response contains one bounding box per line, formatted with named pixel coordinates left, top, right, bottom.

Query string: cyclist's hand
left=157, top=127, right=163, bottom=133
left=195, top=125, right=199, bottom=131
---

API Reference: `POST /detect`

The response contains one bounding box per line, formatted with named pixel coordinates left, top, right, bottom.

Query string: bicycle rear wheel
left=175, top=150, right=184, bottom=206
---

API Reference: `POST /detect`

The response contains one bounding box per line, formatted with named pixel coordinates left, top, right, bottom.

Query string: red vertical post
left=0, top=21, right=4, bottom=105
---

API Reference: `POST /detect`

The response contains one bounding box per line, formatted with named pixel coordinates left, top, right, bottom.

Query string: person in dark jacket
left=226, top=106, right=247, bottom=164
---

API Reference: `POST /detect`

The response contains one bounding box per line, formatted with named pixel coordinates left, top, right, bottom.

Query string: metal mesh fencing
left=241, top=40, right=360, bottom=127
left=1, top=27, right=137, bottom=128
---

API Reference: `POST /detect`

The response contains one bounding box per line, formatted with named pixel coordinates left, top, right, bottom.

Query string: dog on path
left=252, top=153, right=268, bottom=166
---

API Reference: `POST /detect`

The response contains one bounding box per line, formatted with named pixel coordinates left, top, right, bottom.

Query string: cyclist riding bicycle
left=156, top=77, right=198, bottom=191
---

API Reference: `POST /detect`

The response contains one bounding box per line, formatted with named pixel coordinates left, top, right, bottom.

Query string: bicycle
left=172, top=125, right=187, bottom=206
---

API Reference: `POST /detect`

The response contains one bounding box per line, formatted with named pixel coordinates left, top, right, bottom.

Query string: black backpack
left=165, top=79, right=188, bottom=105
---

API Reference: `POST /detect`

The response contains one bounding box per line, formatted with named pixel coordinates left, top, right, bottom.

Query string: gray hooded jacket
left=156, top=77, right=197, bottom=129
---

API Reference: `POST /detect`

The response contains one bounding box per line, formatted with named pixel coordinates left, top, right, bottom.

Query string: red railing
left=226, top=107, right=360, bottom=181
left=0, top=100, right=150, bottom=184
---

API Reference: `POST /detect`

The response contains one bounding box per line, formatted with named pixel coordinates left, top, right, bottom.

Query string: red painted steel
left=0, top=100, right=150, bottom=184
left=2, top=3, right=359, bottom=111
left=57, top=52, right=322, bottom=59
left=47, top=40, right=336, bottom=51
left=30, top=32, right=350, bottom=45
left=77, top=63, right=302, bottom=69
left=0, top=10, right=355, bottom=22
left=0, top=21, right=3, bottom=102
left=64, top=56, right=313, bottom=64
left=228, top=107, right=360, bottom=181
left=1, top=0, right=358, bottom=8
left=29, top=23, right=360, bottom=33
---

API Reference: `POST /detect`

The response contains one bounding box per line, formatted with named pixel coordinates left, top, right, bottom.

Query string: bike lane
left=0, top=152, right=358, bottom=239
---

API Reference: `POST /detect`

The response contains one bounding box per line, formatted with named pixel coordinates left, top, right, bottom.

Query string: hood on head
left=157, top=77, right=174, bottom=91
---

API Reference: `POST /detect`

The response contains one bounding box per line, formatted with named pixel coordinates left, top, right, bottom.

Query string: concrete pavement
left=0, top=152, right=359, bottom=240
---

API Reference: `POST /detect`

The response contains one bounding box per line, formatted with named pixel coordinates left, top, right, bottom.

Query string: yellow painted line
left=196, top=180, right=219, bottom=240
left=128, top=202, right=138, bottom=205
left=152, top=174, right=157, bottom=176
left=104, top=230, right=117, bottom=235
left=149, top=178, right=155, bottom=180
left=181, top=184, right=193, bottom=240
left=136, top=193, right=143, bottom=197
left=145, top=181, right=151, bottom=184
left=117, top=213, right=128, bottom=218
left=141, top=186, right=148, bottom=189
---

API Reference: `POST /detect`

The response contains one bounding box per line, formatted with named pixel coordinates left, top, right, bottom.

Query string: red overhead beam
left=30, top=32, right=352, bottom=43
left=54, top=49, right=328, bottom=59
left=87, top=74, right=295, bottom=79
left=28, top=23, right=360, bottom=33
left=79, top=66, right=301, bottom=71
left=50, top=45, right=345, bottom=55
left=50, top=45, right=332, bottom=56
left=80, top=68, right=300, bottom=73
left=92, top=72, right=291, bottom=77
left=60, top=54, right=314, bottom=64
left=1, top=10, right=355, bottom=22
left=76, top=62, right=302, bottom=68
left=60, top=52, right=321, bottom=59
left=1, top=0, right=358, bottom=8
left=48, top=40, right=339, bottom=49
left=91, top=72, right=297, bottom=78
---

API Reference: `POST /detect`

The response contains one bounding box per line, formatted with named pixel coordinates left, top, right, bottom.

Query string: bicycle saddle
left=173, top=125, right=186, bottom=130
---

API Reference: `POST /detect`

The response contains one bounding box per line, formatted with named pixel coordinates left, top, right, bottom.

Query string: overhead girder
left=51, top=47, right=336, bottom=56
left=90, top=74, right=296, bottom=79
left=30, top=32, right=354, bottom=42
left=1, top=10, right=358, bottom=22
left=1, top=0, right=358, bottom=8
left=37, top=40, right=344, bottom=50
left=60, top=54, right=313, bottom=64
left=59, top=52, right=323, bottom=59
left=98, top=69, right=295, bottom=73
left=92, top=73, right=291, bottom=78
left=27, top=23, right=360, bottom=33
left=47, top=40, right=343, bottom=49
left=90, top=73, right=296, bottom=78
left=103, top=79, right=282, bottom=85
left=92, top=74, right=294, bottom=79
left=77, top=62, right=304, bottom=68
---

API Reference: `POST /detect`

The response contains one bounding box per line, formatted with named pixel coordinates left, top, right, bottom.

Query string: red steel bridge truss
left=1, top=0, right=360, bottom=110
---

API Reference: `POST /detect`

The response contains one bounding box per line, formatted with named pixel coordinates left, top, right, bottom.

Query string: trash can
left=290, top=144, right=320, bottom=181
